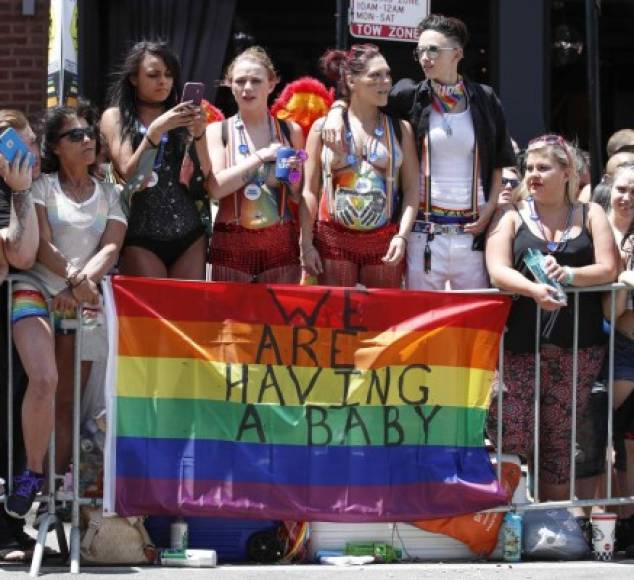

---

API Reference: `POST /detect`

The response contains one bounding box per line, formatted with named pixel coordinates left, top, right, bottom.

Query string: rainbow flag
left=104, top=277, right=511, bottom=522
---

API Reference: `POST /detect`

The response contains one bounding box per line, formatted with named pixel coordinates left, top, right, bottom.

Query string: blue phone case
left=0, top=127, right=34, bottom=167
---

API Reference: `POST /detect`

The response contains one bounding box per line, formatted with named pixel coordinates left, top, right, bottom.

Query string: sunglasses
left=502, top=177, right=520, bottom=189
left=527, top=133, right=567, bottom=149
left=413, top=45, right=457, bottom=61
left=57, top=126, right=96, bottom=142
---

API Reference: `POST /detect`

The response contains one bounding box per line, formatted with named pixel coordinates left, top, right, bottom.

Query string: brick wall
left=0, top=0, right=50, bottom=118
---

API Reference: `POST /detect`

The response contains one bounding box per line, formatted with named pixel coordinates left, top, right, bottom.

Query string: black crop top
left=504, top=204, right=606, bottom=353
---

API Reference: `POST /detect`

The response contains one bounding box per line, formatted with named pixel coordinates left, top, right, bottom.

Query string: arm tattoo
left=6, top=191, right=32, bottom=247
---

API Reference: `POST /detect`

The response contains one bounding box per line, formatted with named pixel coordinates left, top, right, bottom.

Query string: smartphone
left=181, top=82, right=205, bottom=106
left=0, top=127, right=34, bottom=167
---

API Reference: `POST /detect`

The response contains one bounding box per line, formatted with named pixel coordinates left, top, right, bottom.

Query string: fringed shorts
left=314, top=221, right=399, bottom=267
left=210, top=221, right=299, bottom=277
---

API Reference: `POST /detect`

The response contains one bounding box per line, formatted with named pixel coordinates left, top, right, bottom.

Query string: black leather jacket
left=385, top=76, right=516, bottom=202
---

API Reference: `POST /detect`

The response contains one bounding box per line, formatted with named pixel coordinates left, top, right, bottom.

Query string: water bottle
left=170, top=517, right=188, bottom=551
left=502, top=511, right=523, bottom=562
left=522, top=248, right=567, bottom=304
left=160, top=549, right=217, bottom=568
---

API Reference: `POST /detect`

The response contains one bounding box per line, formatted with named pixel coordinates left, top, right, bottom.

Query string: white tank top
left=428, top=107, right=485, bottom=210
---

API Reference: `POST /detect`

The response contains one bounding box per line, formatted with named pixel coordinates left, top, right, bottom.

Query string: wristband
left=145, top=133, right=159, bottom=148
left=393, top=234, right=408, bottom=244
left=11, top=188, right=31, bottom=196
left=193, top=132, right=205, bottom=141
left=331, top=102, right=347, bottom=111
left=563, top=266, right=575, bottom=286
left=253, top=151, right=265, bottom=164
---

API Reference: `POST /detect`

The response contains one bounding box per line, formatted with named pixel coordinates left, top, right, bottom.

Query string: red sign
left=349, top=0, right=429, bottom=43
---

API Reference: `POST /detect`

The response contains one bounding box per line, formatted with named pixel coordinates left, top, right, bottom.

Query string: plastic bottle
left=160, top=549, right=217, bottom=568
left=502, top=511, right=523, bottom=562
left=170, top=517, right=188, bottom=551
left=522, top=248, right=567, bottom=304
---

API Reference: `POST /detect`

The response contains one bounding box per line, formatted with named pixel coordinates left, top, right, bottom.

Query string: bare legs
left=119, top=235, right=207, bottom=280
left=319, top=259, right=403, bottom=288
left=13, top=320, right=89, bottom=475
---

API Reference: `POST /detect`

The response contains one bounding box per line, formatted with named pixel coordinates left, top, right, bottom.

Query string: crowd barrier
left=2, top=274, right=634, bottom=574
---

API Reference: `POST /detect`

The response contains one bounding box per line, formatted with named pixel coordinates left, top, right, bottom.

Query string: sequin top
left=125, top=126, right=204, bottom=242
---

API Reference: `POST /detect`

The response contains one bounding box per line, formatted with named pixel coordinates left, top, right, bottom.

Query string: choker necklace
left=431, top=77, right=465, bottom=137
left=344, top=112, right=384, bottom=165
left=528, top=196, right=575, bottom=253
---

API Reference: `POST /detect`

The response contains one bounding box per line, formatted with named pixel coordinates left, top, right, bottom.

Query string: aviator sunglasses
left=57, top=126, right=97, bottom=142
left=413, top=44, right=457, bottom=60
left=502, top=176, right=520, bottom=189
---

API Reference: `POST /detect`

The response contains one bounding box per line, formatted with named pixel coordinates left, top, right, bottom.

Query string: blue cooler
left=145, top=517, right=282, bottom=563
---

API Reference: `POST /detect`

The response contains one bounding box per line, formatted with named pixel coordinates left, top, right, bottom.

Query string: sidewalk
left=0, top=560, right=633, bottom=580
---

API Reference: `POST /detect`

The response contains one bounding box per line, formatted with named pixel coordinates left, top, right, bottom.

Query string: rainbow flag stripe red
left=105, top=277, right=511, bottom=521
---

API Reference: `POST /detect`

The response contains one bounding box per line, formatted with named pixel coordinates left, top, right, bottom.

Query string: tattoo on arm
left=7, top=192, right=32, bottom=247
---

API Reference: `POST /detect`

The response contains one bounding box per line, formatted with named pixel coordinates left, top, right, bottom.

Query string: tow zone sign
left=349, top=0, right=430, bottom=43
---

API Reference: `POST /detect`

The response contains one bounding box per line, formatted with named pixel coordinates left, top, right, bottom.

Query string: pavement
left=0, top=560, right=633, bottom=579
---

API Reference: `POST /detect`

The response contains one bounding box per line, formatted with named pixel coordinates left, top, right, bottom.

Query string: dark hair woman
left=320, top=14, right=516, bottom=290
left=100, top=40, right=210, bottom=280
left=300, top=44, right=419, bottom=287
left=6, top=105, right=126, bottom=520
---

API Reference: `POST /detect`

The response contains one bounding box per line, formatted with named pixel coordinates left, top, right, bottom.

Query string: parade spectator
left=603, top=164, right=634, bottom=554
left=320, top=14, right=515, bottom=290
left=607, top=128, right=634, bottom=158
left=299, top=44, right=418, bottom=287
left=498, top=166, right=521, bottom=205
left=5, top=104, right=126, bottom=520
left=0, top=109, right=40, bottom=559
left=205, top=46, right=304, bottom=283
left=486, top=133, right=617, bottom=501
left=101, top=41, right=209, bottom=280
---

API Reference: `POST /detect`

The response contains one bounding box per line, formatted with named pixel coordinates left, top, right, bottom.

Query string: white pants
left=406, top=232, right=489, bottom=290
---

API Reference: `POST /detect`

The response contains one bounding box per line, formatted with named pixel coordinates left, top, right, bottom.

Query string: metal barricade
left=487, top=282, right=634, bottom=515
left=2, top=273, right=100, bottom=576
left=2, top=275, right=634, bottom=573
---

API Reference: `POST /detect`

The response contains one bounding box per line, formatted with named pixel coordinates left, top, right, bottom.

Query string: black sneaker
left=4, top=470, right=44, bottom=519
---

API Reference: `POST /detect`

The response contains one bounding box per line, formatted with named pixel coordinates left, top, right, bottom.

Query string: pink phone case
left=182, top=82, right=205, bottom=106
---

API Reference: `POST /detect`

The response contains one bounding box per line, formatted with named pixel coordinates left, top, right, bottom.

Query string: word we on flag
left=106, top=277, right=511, bottom=522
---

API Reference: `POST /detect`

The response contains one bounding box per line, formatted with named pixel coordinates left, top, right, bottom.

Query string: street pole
left=585, top=0, right=602, bottom=186
left=336, top=0, right=348, bottom=50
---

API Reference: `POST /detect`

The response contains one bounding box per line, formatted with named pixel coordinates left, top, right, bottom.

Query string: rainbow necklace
left=431, top=77, right=465, bottom=136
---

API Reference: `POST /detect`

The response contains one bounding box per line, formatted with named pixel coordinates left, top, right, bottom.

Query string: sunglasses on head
left=502, top=177, right=520, bottom=189
left=527, top=133, right=567, bottom=149
left=413, top=45, right=457, bottom=61
left=57, top=126, right=96, bottom=142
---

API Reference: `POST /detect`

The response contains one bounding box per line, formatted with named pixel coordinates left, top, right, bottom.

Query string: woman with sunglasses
left=101, top=41, right=209, bottom=280
left=498, top=167, right=521, bottom=205
left=300, top=44, right=419, bottom=287
left=486, top=134, right=617, bottom=501
left=321, top=14, right=515, bottom=290
left=5, top=103, right=127, bottom=520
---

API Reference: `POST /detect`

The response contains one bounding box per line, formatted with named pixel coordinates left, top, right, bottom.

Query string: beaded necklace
left=343, top=111, right=385, bottom=166
left=528, top=196, right=575, bottom=253
left=235, top=113, right=275, bottom=201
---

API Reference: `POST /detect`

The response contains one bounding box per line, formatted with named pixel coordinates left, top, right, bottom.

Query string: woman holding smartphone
left=101, top=41, right=209, bottom=280
left=205, top=46, right=304, bottom=283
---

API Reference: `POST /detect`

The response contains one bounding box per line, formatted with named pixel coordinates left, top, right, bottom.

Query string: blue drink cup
left=275, top=147, right=295, bottom=182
